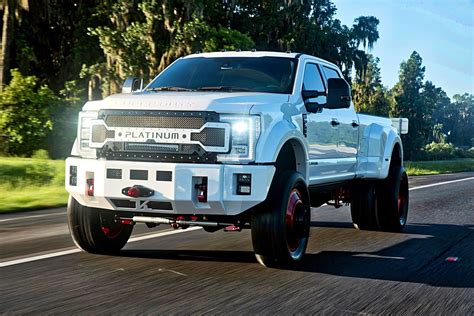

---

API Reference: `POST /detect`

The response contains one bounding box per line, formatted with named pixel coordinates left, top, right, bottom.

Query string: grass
left=0, top=157, right=67, bottom=213
left=405, top=158, right=474, bottom=176
left=0, top=157, right=473, bottom=213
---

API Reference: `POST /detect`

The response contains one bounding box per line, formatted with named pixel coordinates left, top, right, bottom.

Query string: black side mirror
left=325, top=78, right=351, bottom=109
left=122, top=77, right=143, bottom=93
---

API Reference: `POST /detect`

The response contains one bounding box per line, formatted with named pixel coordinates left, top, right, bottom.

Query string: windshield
left=147, top=57, right=297, bottom=94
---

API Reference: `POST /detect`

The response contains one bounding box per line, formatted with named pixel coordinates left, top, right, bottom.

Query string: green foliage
left=0, top=69, right=59, bottom=156
left=414, top=142, right=474, bottom=161
left=203, top=26, right=254, bottom=52
left=432, top=123, right=446, bottom=144
left=405, top=159, right=474, bottom=176
left=391, top=51, right=432, bottom=160
left=352, top=55, right=390, bottom=116
left=0, top=156, right=63, bottom=187
left=423, top=142, right=455, bottom=160
left=47, top=80, right=83, bottom=158
left=31, top=149, right=50, bottom=160
left=0, top=157, right=67, bottom=213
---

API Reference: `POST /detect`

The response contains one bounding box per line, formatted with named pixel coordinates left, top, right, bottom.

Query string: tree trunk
left=1, top=0, right=15, bottom=91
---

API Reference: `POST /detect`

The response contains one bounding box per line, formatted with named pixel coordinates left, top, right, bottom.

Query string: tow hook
left=224, top=225, right=242, bottom=232
left=121, top=185, right=154, bottom=198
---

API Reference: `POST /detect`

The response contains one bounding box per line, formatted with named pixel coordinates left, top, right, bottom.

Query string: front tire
left=251, top=171, right=311, bottom=267
left=67, top=196, right=133, bottom=254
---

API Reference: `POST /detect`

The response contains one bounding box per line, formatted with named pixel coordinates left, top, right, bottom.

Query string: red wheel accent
left=285, top=189, right=304, bottom=252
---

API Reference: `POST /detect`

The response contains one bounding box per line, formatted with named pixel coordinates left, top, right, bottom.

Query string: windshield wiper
left=196, top=86, right=253, bottom=92
left=147, top=86, right=195, bottom=92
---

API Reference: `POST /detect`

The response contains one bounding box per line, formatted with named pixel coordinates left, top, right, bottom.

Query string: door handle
left=330, top=119, right=340, bottom=127
left=351, top=120, right=359, bottom=128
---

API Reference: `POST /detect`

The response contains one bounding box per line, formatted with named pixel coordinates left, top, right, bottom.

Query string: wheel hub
left=285, top=189, right=309, bottom=252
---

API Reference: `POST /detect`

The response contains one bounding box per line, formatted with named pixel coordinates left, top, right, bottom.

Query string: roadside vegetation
left=0, top=151, right=67, bottom=213
left=405, top=159, right=474, bottom=176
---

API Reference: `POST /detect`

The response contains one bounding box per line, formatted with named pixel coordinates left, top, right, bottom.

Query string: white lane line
left=0, top=212, right=65, bottom=223
left=409, top=177, right=474, bottom=191
left=0, top=227, right=202, bottom=268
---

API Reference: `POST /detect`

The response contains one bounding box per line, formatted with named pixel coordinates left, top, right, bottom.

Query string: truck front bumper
left=65, top=158, right=275, bottom=216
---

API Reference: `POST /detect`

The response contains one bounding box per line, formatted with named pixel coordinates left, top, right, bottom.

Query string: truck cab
left=66, top=51, right=409, bottom=267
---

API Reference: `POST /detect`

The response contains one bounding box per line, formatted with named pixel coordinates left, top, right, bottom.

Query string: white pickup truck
left=66, top=51, right=409, bottom=267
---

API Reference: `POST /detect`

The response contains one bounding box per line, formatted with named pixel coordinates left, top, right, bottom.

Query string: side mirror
left=325, top=78, right=351, bottom=109
left=122, top=77, right=143, bottom=94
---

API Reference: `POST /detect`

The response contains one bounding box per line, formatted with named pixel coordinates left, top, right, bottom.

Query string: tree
left=1, top=0, right=17, bottom=90
left=352, top=16, right=379, bottom=52
left=391, top=51, right=427, bottom=160
left=352, top=55, right=390, bottom=116
left=450, top=93, right=474, bottom=146
left=0, top=69, right=59, bottom=156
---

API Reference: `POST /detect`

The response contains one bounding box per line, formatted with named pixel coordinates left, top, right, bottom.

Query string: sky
left=332, top=0, right=474, bottom=98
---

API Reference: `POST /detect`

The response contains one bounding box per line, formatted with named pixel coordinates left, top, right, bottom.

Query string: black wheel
left=350, top=182, right=378, bottom=230
left=251, top=171, right=310, bottom=267
left=67, top=196, right=133, bottom=254
left=375, top=166, right=409, bottom=232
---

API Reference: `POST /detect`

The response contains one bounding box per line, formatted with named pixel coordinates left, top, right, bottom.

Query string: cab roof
left=182, top=51, right=338, bottom=68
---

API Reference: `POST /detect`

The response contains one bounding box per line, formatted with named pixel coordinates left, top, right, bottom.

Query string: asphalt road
left=1, top=172, right=473, bottom=314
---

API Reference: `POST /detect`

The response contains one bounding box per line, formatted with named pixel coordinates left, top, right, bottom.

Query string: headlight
left=217, top=115, right=261, bottom=163
left=77, top=111, right=98, bottom=158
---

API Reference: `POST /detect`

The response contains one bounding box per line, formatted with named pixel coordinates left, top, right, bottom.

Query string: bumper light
left=86, top=178, right=94, bottom=196
left=236, top=173, right=251, bottom=195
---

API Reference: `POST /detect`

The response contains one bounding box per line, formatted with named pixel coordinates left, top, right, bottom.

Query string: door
left=303, top=63, right=340, bottom=184
left=321, top=65, right=359, bottom=178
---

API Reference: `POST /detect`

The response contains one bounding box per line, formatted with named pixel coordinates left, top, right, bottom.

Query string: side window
left=323, top=66, right=340, bottom=80
left=303, top=63, right=325, bottom=92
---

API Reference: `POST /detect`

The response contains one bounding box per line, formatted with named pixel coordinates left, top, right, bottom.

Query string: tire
left=251, top=171, right=311, bottom=267
left=350, top=182, right=378, bottom=230
left=375, top=166, right=409, bottom=232
left=67, top=196, right=133, bottom=254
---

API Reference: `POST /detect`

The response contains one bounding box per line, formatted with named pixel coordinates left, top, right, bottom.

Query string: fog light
left=237, top=173, right=251, bottom=195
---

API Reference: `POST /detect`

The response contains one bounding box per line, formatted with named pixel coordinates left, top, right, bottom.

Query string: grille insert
left=100, top=110, right=219, bottom=129
left=191, top=128, right=226, bottom=147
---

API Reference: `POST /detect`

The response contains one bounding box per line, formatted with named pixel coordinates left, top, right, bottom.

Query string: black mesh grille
left=92, top=125, right=115, bottom=143
left=100, top=110, right=219, bottom=129
left=106, top=115, right=204, bottom=129
left=191, top=128, right=226, bottom=146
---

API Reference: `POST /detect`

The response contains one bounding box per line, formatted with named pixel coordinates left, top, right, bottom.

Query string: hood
left=83, top=91, right=290, bottom=115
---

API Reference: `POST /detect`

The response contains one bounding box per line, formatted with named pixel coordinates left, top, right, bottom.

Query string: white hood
left=83, top=92, right=289, bottom=114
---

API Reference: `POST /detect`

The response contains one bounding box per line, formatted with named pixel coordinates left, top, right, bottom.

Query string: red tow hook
left=173, top=216, right=189, bottom=230
left=121, top=185, right=154, bottom=198
left=224, top=225, right=242, bottom=232
left=121, top=219, right=133, bottom=225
